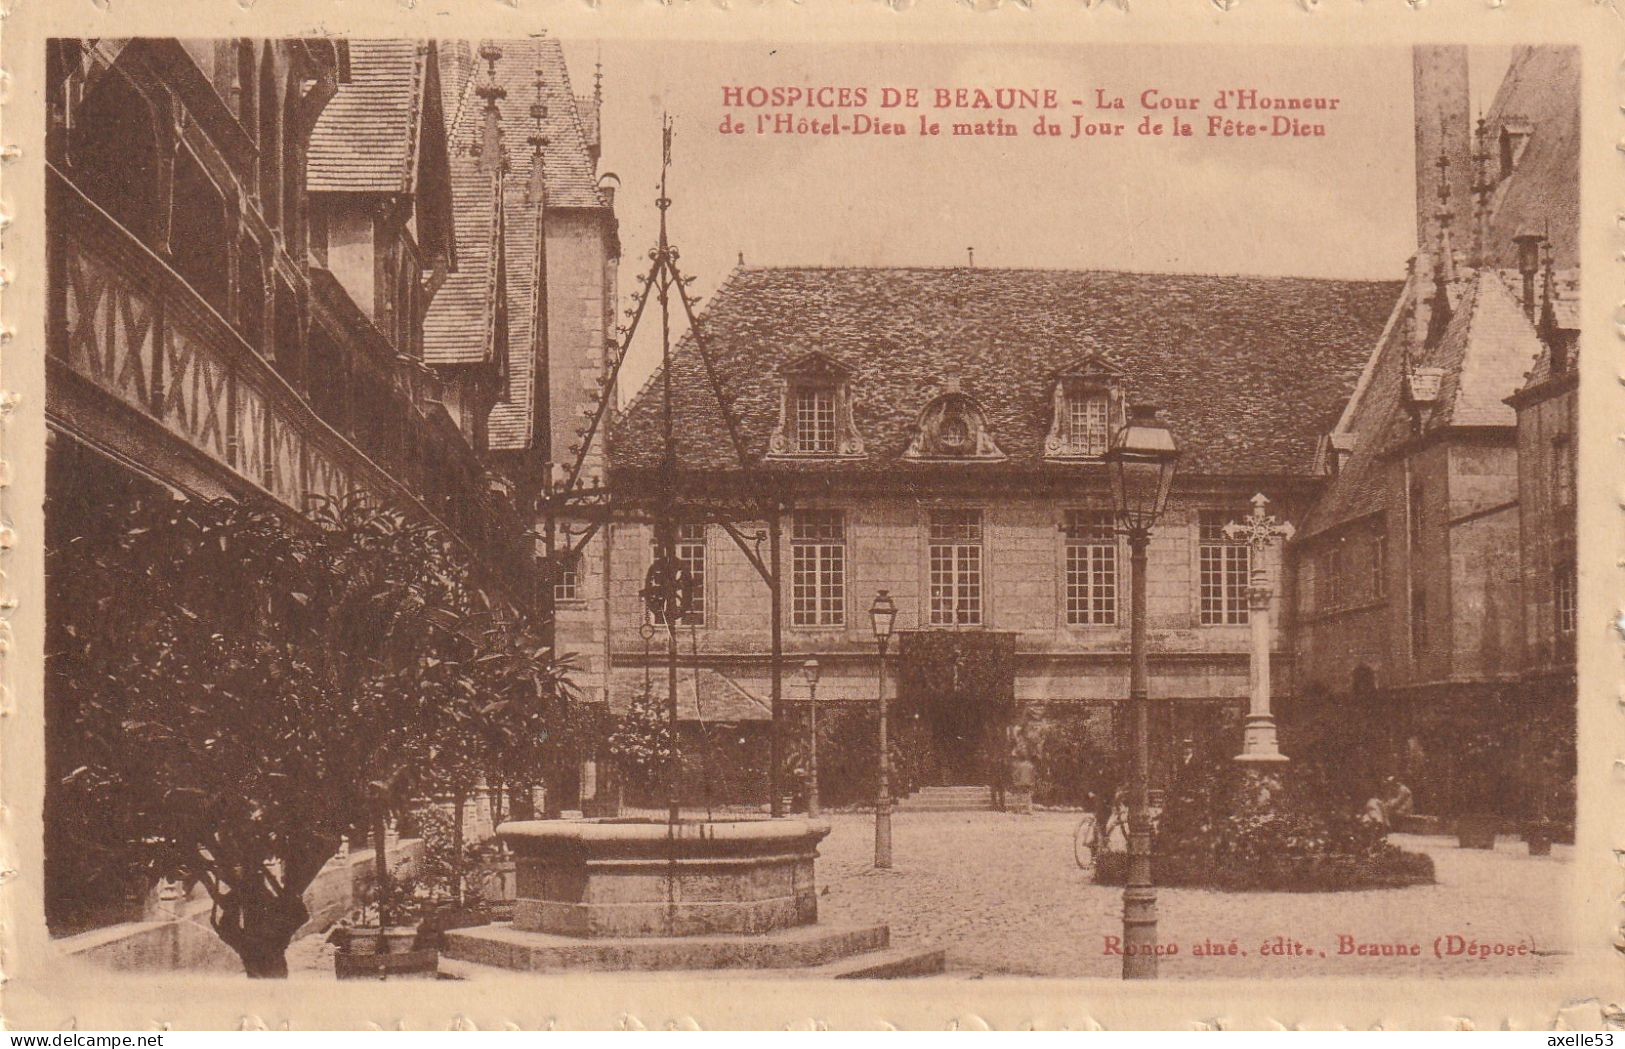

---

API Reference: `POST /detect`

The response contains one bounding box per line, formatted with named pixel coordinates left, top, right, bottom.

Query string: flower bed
left=1094, top=745, right=1435, bottom=892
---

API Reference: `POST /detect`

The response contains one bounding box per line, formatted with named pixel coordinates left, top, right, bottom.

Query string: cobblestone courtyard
left=813, top=810, right=1573, bottom=979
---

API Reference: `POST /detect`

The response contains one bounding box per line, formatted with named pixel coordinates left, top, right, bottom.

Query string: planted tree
left=48, top=494, right=364, bottom=976
left=47, top=489, right=570, bottom=977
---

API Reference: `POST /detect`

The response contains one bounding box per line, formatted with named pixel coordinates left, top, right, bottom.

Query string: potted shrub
left=331, top=868, right=439, bottom=979
left=1522, top=819, right=1555, bottom=857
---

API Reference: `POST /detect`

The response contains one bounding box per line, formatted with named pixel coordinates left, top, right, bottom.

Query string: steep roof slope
left=420, top=37, right=607, bottom=450
left=1479, top=46, right=1580, bottom=271
left=612, top=266, right=1400, bottom=478
left=308, top=40, right=426, bottom=193
left=1301, top=45, right=1578, bottom=538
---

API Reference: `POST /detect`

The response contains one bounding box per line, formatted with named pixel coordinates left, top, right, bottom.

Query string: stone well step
left=443, top=921, right=892, bottom=973
left=815, top=945, right=949, bottom=980
left=437, top=942, right=947, bottom=981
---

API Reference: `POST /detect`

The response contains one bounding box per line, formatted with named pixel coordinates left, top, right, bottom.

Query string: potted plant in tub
left=330, top=865, right=439, bottom=979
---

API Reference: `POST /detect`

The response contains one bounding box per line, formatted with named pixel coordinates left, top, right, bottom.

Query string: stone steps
left=437, top=941, right=948, bottom=981
left=897, top=786, right=994, bottom=812
left=443, top=920, right=947, bottom=975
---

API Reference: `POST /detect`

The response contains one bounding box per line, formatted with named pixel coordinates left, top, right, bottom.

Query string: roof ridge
left=401, top=41, right=427, bottom=195
left=543, top=37, right=603, bottom=207
left=444, top=40, right=478, bottom=150
left=733, top=262, right=1403, bottom=285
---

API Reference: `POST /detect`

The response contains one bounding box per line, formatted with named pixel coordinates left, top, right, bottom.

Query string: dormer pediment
left=1052, top=351, right=1125, bottom=385
left=904, top=374, right=1005, bottom=462
left=781, top=350, right=851, bottom=381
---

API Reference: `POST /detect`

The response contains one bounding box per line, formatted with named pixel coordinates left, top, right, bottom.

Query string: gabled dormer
left=903, top=373, right=1005, bottom=462
left=767, top=351, right=866, bottom=459
left=1043, top=352, right=1125, bottom=460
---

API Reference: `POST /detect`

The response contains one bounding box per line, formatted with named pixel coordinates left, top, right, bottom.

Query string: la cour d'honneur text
left=718, top=85, right=1341, bottom=139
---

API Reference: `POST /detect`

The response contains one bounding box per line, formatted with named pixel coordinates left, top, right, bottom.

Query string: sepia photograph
left=20, top=9, right=1604, bottom=1022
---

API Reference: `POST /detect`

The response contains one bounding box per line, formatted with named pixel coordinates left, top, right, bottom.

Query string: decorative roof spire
left=1538, top=223, right=1559, bottom=347
left=1431, top=126, right=1456, bottom=283
left=473, top=43, right=507, bottom=175
left=594, top=52, right=603, bottom=107
left=1469, top=112, right=1494, bottom=269
left=527, top=66, right=549, bottom=205
left=1421, top=135, right=1456, bottom=349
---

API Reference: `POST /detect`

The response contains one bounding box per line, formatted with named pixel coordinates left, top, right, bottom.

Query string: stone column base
left=1235, top=715, right=1289, bottom=764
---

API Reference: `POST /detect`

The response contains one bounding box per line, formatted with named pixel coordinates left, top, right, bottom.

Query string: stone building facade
left=1290, top=45, right=1579, bottom=820
left=605, top=268, right=1398, bottom=797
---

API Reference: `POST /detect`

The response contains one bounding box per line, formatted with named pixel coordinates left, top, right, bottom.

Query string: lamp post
left=801, top=658, right=822, bottom=818
left=869, top=590, right=898, bottom=868
left=1104, top=404, right=1180, bottom=981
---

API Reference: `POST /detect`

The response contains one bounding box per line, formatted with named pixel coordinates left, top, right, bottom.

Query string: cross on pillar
left=1222, top=493, right=1295, bottom=764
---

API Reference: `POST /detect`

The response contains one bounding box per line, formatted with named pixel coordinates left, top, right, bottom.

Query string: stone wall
left=56, top=840, right=422, bottom=974
left=604, top=492, right=1292, bottom=748
left=545, top=209, right=617, bottom=708
left=1515, top=384, right=1578, bottom=669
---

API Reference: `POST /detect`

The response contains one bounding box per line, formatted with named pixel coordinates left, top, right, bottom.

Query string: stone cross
left=1223, top=493, right=1295, bottom=764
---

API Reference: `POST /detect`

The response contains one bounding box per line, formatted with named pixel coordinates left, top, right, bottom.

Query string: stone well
left=500, top=818, right=829, bottom=939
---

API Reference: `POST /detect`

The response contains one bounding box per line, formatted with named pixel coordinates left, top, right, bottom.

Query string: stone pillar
left=1226, top=493, right=1293, bottom=765
left=1236, top=576, right=1287, bottom=764
left=474, top=785, right=494, bottom=840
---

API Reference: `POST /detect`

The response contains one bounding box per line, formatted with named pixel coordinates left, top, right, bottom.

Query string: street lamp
left=801, top=658, right=821, bottom=818
left=1104, top=403, right=1180, bottom=980
left=868, top=590, right=898, bottom=868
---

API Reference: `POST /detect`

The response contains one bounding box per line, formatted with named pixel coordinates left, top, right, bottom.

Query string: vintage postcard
left=2, top=0, right=1621, bottom=1031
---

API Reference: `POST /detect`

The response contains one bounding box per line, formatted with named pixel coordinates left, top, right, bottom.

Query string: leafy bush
left=1097, top=740, right=1435, bottom=892
left=784, top=705, right=911, bottom=808
left=1031, top=712, right=1121, bottom=807
left=607, top=685, right=680, bottom=800
left=46, top=488, right=570, bottom=976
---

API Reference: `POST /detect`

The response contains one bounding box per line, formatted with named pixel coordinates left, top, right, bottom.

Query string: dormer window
left=1499, top=118, right=1533, bottom=179
left=1069, top=392, right=1111, bottom=457
left=794, top=386, right=837, bottom=453
left=768, top=351, right=866, bottom=459
left=1045, top=352, right=1124, bottom=460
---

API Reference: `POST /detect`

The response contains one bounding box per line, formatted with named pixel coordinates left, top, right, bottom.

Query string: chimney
left=1412, top=46, right=1473, bottom=277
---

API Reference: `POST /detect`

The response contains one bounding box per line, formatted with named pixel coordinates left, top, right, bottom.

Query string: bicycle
left=1074, top=802, right=1127, bottom=873
left=1073, top=791, right=1160, bottom=873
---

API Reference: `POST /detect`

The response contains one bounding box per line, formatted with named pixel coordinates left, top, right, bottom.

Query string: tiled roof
left=1297, top=295, right=1410, bottom=538
left=611, top=266, right=1401, bottom=478
left=420, top=38, right=607, bottom=450
left=1425, top=275, right=1546, bottom=429
left=610, top=668, right=772, bottom=722
left=1300, top=272, right=1546, bottom=537
left=1303, top=48, right=1579, bottom=539
left=308, top=40, right=426, bottom=193
left=422, top=164, right=502, bottom=367
left=1479, top=47, right=1580, bottom=272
